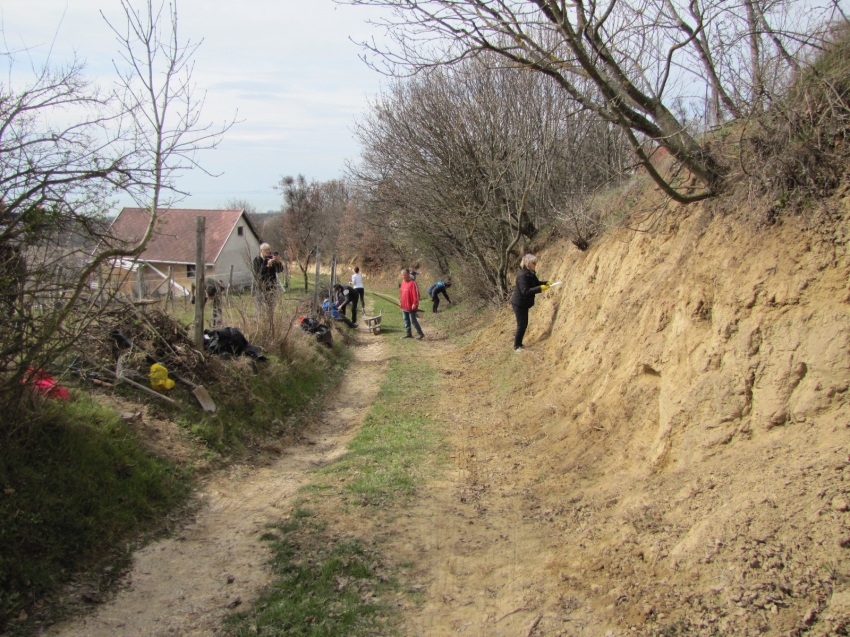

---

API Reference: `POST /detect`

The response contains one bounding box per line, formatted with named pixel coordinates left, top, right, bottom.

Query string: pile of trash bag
left=204, top=327, right=266, bottom=360
left=298, top=317, right=332, bottom=346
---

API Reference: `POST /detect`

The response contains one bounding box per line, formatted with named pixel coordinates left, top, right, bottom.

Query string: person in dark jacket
left=253, top=243, right=282, bottom=310
left=510, top=254, right=550, bottom=352
left=206, top=280, right=224, bottom=328
left=334, top=283, right=360, bottom=324
left=427, top=281, right=452, bottom=313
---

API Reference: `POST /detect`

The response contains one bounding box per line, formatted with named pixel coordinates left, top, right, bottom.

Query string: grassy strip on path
left=224, top=293, right=445, bottom=637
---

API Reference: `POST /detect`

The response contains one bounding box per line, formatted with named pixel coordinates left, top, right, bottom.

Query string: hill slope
left=441, top=195, right=850, bottom=634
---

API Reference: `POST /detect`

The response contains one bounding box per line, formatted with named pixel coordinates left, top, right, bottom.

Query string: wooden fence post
left=136, top=262, right=144, bottom=302
left=193, top=216, right=206, bottom=348
left=167, top=266, right=174, bottom=312
left=312, top=247, right=320, bottom=318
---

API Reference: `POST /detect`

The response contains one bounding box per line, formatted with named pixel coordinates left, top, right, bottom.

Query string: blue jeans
left=402, top=310, right=422, bottom=334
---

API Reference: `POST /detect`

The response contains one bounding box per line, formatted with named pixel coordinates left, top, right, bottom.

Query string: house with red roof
left=106, top=208, right=262, bottom=296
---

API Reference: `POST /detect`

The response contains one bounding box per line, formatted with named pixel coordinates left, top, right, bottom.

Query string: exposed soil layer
left=377, top=200, right=850, bottom=636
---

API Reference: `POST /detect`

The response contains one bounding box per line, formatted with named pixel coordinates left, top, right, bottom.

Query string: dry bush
left=557, top=196, right=604, bottom=251
left=60, top=292, right=309, bottom=391
left=726, top=23, right=850, bottom=222
left=224, top=294, right=303, bottom=360
left=71, top=303, right=219, bottom=386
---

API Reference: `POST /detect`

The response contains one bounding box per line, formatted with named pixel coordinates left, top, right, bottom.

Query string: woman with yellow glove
left=510, top=254, right=549, bottom=352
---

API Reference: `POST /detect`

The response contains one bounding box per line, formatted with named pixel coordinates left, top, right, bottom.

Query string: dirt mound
left=443, top=199, right=850, bottom=634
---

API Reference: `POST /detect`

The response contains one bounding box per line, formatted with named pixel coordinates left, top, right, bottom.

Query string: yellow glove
left=149, top=364, right=175, bottom=391
left=540, top=284, right=549, bottom=291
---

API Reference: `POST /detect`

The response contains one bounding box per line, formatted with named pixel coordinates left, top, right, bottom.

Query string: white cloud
left=1, top=0, right=391, bottom=210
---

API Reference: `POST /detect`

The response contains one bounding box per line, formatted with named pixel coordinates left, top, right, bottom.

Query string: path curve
left=47, top=329, right=389, bottom=637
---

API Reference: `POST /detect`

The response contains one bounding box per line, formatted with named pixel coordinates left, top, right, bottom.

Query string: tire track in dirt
left=46, top=329, right=389, bottom=637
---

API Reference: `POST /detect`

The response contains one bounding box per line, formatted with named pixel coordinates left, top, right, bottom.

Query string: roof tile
left=109, top=208, right=256, bottom=264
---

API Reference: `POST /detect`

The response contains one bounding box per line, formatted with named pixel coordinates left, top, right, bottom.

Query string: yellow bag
left=149, top=363, right=175, bottom=391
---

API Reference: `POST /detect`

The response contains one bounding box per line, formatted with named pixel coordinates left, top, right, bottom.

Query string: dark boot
left=416, top=330, right=424, bottom=340
left=401, top=330, right=412, bottom=339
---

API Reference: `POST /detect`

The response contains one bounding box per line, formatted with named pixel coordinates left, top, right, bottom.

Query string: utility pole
left=167, top=266, right=174, bottom=311
left=136, top=261, right=144, bottom=302
left=193, top=216, right=206, bottom=348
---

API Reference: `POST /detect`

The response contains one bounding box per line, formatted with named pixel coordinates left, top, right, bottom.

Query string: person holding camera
left=206, top=280, right=224, bottom=327
left=253, top=243, right=282, bottom=310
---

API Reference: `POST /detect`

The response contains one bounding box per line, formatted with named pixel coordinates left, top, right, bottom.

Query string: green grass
left=427, top=292, right=493, bottom=346
left=315, top=294, right=442, bottom=507
left=0, top=292, right=353, bottom=635
left=184, top=344, right=351, bottom=451
left=0, top=395, right=190, bottom=631
left=224, top=505, right=398, bottom=637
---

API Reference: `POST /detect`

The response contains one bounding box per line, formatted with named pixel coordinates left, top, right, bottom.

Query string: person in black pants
left=334, top=283, right=360, bottom=324
left=253, top=243, right=282, bottom=312
left=510, top=254, right=550, bottom=352
left=427, top=281, right=452, bottom=313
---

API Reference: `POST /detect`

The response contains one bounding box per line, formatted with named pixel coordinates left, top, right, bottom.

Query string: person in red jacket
left=399, top=268, right=425, bottom=340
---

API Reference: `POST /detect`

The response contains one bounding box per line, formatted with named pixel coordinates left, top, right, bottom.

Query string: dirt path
left=372, top=334, right=578, bottom=637
left=46, top=330, right=390, bottom=637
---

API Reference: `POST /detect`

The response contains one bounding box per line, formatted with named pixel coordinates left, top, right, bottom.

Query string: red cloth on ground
left=23, top=370, right=70, bottom=400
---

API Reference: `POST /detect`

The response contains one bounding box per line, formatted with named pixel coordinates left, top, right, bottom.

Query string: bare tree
left=223, top=198, right=260, bottom=216
left=336, top=191, right=398, bottom=269
left=342, top=0, right=840, bottom=202
left=350, top=59, right=629, bottom=297
left=272, top=175, right=348, bottom=290
left=0, top=0, right=230, bottom=403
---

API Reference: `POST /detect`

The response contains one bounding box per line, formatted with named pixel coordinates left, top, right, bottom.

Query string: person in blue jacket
left=510, top=254, right=550, bottom=352
left=427, top=281, right=452, bottom=313
left=322, top=297, right=358, bottom=329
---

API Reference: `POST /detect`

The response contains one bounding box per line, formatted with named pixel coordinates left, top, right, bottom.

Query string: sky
left=1, top=0, right=394, bottom=212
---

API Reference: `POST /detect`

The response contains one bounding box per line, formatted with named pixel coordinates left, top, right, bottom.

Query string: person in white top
left=350, top=266, right=365, bottom=308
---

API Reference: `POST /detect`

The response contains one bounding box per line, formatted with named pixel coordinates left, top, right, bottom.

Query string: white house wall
left=213, top=217, right=261, bottom=291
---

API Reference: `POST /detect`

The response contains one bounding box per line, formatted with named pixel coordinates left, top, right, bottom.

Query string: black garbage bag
left=204, top=327, right=267, bottom=360
left=298, top=317, right=332, bottom=346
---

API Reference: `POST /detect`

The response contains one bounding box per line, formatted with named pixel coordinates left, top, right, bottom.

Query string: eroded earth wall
left=471, top=199, right=850, bottom=635
left=527, top=205, right=850, bottom=472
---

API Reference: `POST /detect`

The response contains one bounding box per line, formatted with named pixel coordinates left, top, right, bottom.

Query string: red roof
left=109, top=208, right=259, bottom=265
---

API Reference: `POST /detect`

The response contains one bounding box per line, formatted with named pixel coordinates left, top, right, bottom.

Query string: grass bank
left=0, top=397, right=189, bottom=632
left=0, top=318, right=350, bottom=635
left=224, top=291, right=447, bottom=636
left=181, top=340, right=350, bottom=451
